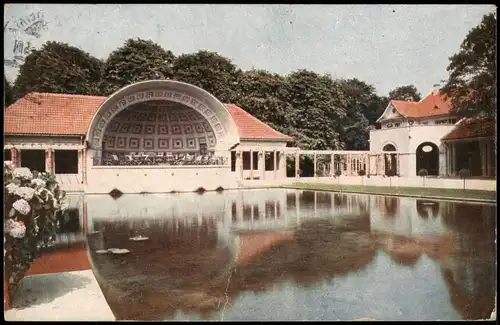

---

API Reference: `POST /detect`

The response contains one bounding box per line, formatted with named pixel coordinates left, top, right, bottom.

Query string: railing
left=94, top=151, right=228, bottom=167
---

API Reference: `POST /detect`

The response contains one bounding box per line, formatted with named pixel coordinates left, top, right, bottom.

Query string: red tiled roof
left=4, top=92, right=292, bottom=141
left=391, top=90, right=452, bottom=118
left=441, top=116, right=496, bottom=141
left=225, top=104, right=293, bottom=141
left=4, top=93, right=105, bottom=135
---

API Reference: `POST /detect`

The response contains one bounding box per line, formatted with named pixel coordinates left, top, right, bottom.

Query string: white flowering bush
left=3, top=163, right=67, bottom=296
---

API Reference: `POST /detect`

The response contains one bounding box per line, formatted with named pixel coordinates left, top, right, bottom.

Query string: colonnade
left=5, top=144, right=86, bottom=181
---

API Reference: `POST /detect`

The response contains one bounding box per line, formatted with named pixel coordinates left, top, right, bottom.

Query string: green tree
left=5, top=76, right=14, bottom=107
left=101, top=38, right=175, bottom=95
left=335, top=78, right=379, bottom=150
left=234, top=69, right=291, bottom=135
left=283, top=70, right=347, bottom=150
left=13, top=41, right=103, bottom=99
left=172, top=50, right=242, bottom=103
left=441, top=13, right=496, bottom=118
left=388, top=85, right=422, bottom=102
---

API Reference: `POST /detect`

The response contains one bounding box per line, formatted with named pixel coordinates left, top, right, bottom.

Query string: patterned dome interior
left=103, top=100, right=217, bottom=154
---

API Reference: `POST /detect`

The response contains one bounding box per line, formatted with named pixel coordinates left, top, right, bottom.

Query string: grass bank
left=278, top=182, right=497, bottom=203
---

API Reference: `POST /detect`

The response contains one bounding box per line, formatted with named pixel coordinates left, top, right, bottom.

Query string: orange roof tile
left=391, top=91, right=452, bottom=118
left=4, top=92, right=292, bottom=141
left=4, top=92, right=105, bottom=136
left=225, top=104, right=293, bottom=141
left=441, top=116, right=496, bottom=141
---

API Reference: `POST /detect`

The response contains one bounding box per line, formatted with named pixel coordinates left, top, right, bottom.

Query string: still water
left=83, top=188, right=496, bottom=321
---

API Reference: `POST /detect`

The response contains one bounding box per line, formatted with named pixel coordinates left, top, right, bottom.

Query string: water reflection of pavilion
left=85, top=189, right=496, bottom=321
left=85, top=189, right=371, bottom=233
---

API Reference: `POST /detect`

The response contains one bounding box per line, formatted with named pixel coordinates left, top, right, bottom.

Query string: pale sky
left=4, top=4, right=493, bottom=96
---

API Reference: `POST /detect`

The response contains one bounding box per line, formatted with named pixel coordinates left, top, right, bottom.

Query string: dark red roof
left=4, top=92, right=292, bottom=141
left=391, top=90, right=452, bottom=118
left=441, top=116, right=496, bottom=141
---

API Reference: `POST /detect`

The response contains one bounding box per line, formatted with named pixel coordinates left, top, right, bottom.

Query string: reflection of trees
left=89, top=214, right=376, bottom=320
left=437, top=201, right=496, bottom=320
left=416, top=200, right=440, bottom=219
left=316, top=192, right=332, bottom=209
left=301, top=191, right=315, bottom=206
left=374, top=234, right=422, bottom=267
left=88, top=218, right=230, bottom=321
left=374, top=196, right=399, bottom=218
left=333, top=194, right=348, bottom=209
left=226, top=217, right=376, bottom=293
left=441, top=261, right=495, bottom=320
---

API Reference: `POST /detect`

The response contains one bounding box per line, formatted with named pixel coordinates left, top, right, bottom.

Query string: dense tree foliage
left=13, top=41, right=103, bottom=99
left=234, top=69, right=292, bottom=135
left=100, top=38, right=175, bottom=95
left=441, top=13, right=496, bottom=118
left=335, top=78, right=376, bottom=150
left=14, top=37, right=459, bottom=151
left=172, top=50, right=242, bottom=103
left=388, top=85, right=422, bottom=102
left=283, top=70, right=346, bottom=150
left=5, top=76, right=14, bottom=107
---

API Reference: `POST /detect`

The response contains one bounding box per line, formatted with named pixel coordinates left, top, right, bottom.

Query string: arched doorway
left=382, top=143, right=398, bottom=176
left=416, top=142, right=439, bottom=176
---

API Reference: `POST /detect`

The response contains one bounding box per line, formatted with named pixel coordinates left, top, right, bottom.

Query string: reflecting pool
left=84, top=188, right=496, bottom=321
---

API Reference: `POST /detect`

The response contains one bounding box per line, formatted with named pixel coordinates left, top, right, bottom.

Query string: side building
left=369, top=88, right=495, bottom=178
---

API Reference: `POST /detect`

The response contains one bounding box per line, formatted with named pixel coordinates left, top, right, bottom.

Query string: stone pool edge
left=271, top=185, right=497, bottom=204
left=66, top=185, right=496, bottom=204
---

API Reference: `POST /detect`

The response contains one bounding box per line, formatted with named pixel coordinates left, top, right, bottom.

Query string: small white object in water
left=108, top=248, right=130, bottom=254
left=129, top=235, right=149, bottom=241
left=95, top=250, right=108, bottom=254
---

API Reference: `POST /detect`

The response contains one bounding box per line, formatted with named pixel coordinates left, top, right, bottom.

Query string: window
left=422, top=121, right=428, bottom=125
left=21, top=150, right=45, bottom=172
left=230, top=151, right=236, bottom=172
left=265, top=152, right=275, bottom=171
left=408, top=120, right=414, bottom=126
left=392, top=108, right=396, bottom=113
left=386, top=123, right=393, bottom=128
left=54, top=150, right=79, bottom=174
left=450, top=119, right=457, bottom=124
left=394, top=123, right=401, bottom=127
left=4, top=149, right=12, bottom=161
left=242, top=151, right=258, bottom=170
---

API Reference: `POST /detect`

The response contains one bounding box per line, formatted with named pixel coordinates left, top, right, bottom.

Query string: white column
left=249, top=149, right=254, bottom=180
left=295, top=151, right=300, bottom=178
left=313, top=153, right=317, bottom=177
left=330, top=153, right=335, bottom=177
left=451, top=143, right=456, bottom=176
left=235, top=151, right=243, bottom=180
left=273, top=150, right=277, bottom=179
left=279, top=152, right=287, bottom=179
left=258, top=151, right=265, bottom=180
left=480, top=140, right=487, bottom=177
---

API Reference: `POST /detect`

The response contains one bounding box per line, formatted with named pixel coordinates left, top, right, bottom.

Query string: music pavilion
left=4, top=80, right=495, bottom=194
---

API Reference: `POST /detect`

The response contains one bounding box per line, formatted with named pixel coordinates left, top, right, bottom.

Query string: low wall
left=242, top=176, right=497, bottom=192
left=85, top=165, right=238, bottom=194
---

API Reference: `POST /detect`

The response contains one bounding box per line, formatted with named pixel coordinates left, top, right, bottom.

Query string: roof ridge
left=28, top=92, right=107, bottom=99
